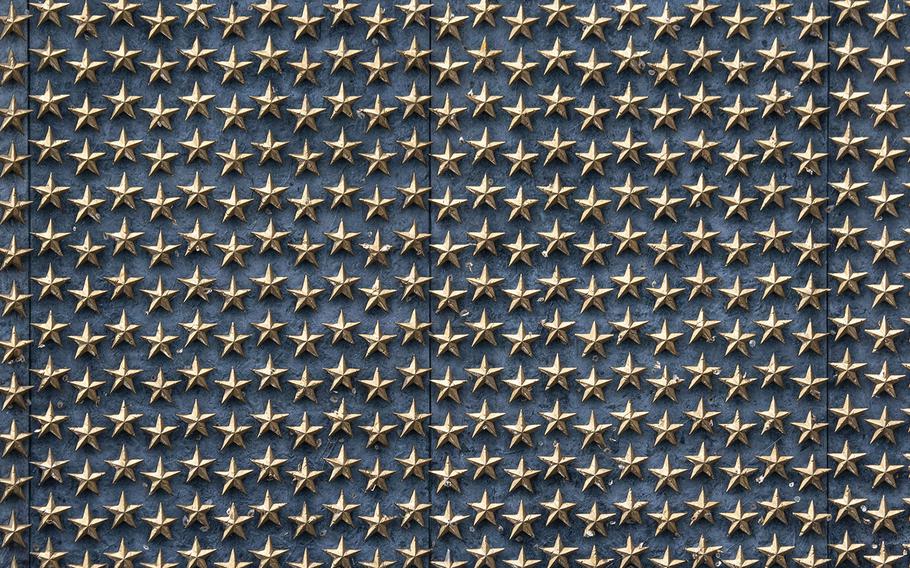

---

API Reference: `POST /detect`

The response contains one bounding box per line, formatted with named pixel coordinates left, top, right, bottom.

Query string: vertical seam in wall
left=823, top=0, right=831, bottom=551
left=25, top=0, right=32, bottom=555
left=425, top=7, right=434, bottom=558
